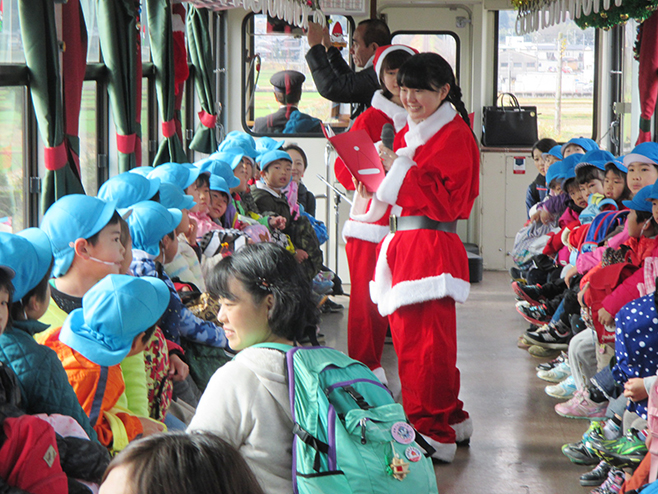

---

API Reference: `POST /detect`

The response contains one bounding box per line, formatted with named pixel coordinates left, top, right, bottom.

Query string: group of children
left=512, top=137, right=658, bottom=492
left=0, top=131, right=345, bottom=493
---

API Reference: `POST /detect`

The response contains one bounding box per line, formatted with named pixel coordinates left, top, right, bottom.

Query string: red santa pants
left=345, top=238, right=389, bottom=371
left=389, top=297, right=469, bottom=444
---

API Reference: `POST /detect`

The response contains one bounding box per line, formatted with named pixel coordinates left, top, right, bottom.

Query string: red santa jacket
left=340, top=91, right=408, bottom=244
left=369, top=103, right=480, bottom=316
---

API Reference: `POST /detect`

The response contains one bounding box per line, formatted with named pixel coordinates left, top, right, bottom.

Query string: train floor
left=321, top=270, right=592, bottom=494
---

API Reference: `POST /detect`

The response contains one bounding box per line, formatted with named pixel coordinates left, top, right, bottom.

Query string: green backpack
left=254, top=343, right=439, bottom=494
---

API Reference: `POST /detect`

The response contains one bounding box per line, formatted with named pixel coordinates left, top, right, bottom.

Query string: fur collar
left=370, top=90, right=408, bottom=131
left=397, top=103, right=458, bottom=159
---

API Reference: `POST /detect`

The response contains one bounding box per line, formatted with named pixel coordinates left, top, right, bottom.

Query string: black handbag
left=481, top=93, right=538, bottom=147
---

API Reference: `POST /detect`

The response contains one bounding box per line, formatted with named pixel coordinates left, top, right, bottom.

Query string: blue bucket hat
left=561, top=137, right=598, bottom=156
left=97, top=172, right=161, bottom=209
left=129, top=166, right=155, bottom=178
left=218, top=132, right=259, bottom=158
left=545, top=160, right=565, bottom=187
left=59, top=274, right=170, bottom=367
left=605, top=156, right=628, bottom=174
left=196, top=157, right=240, bottom=189
left=256, top=136, right=284, bottom=155
left=0, top=230, right=52, bottom=302
left=14, top=228, right=53, bottom=302
left=159, top=182, right=196, bottom=211
left=209, top=151, right=244, bottom=171
left=624, top=184, right=655, bottom=212
left=560, top=153, right=584, bottom=185
left=148, top=163, right=200, bottom=190
left=120, top=201, right=182, bottom=257
left=41, top=195, right=118, bottom=278
left=209, top=175, right=231, bottom=196
left=542, top=145, right=563, bottom=161
left=575, top=150, right=616, bottom=173
left=623, top=142, right=658, bottom=168
left=259, top=150, right=292, bottom=171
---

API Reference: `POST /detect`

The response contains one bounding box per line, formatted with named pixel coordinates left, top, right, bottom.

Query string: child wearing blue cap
left=44, top=274, right=169, bottom=452
left=252, top=151, right=324, bottom=281
left=0, top=230, right=100, bottom=442
left=97, top=172, right=161, bottom=209
left=39, top=195, right=123, bottom=334
left=624, top=142, right=658, bottom=196
left=604, top=159, right=631, bottom=205
left=561, top=137, right=598, bottom=158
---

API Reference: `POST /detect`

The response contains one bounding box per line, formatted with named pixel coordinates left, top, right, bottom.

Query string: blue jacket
left=0, top=319, right=98, bottom=442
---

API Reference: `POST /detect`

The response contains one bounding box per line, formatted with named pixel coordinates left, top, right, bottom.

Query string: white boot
left=421, top=434, right=457, bottom=463
left=372, top=366, right=388, bottom=386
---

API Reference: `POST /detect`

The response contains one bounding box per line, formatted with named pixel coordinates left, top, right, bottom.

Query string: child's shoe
left=509, top=266, right=526, bottom=283
left=590, top=467, right=624, bottom=494
left=516, top=301, right=552, bottom=325
left=511, top=281, right=544, bottom=306
left=527, top=345, right=560, bottom=358
left=545, top=375, right=576, bottom=399
left=580, top=460, right=612, bottom=487
left=536, top=351, right=568, bottom=372
left=555, top=390, right=607, bottom=420
left=561, top=439, right=601, bottom=465
left=590, top=428, right=648, bottom=467
left=524, top=320, right=570, bottom=349
left=537, top=359, right=571, bottom=382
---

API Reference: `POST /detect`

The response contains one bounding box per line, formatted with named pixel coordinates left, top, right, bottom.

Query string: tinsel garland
left=573, top=0, right=658, bottom=29
left=183, top=0, right=325, bottom=28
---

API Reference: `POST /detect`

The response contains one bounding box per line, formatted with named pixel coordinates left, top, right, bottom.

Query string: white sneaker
left=372, top=367, right=388, bottom=386
left=545, top=375, right=577, bottom=399
left=421, top=434, right=457, bottom=463
left=537, top=360, right=571, bottom=383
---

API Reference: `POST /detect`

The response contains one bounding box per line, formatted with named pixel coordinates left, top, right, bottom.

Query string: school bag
left=255, top=343, right=439, bottom=494
left=578, top=193, right=618, bottom=225
left=578, top=209, right=628, bottom=254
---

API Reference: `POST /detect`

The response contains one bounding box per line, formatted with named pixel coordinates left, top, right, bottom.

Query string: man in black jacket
left=305, top=19, right=390, bottom=119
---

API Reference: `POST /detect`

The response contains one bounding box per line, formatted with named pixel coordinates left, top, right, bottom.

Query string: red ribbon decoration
left=162, top=119, right=177, bottom=138
left=44, top=143, right=68, bottom=171
left=117, top=133, right=137, bottom=154
left=198, top=110, right=217, bottom=129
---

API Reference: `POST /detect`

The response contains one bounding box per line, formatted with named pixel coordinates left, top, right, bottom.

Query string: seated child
left=100, top=431, right=265, bottom=494
left=283, top=143, right=316, bottom=218
left=604, top=158, right=631, bottom=205
left=97, top=171, right=160, bottom=208
left=562, top=137, right=599, bottom=158
left=44, top=274, right=169, bottom=452
left=251, top=150, right=323, bottom=281
left=626, top=142, right=658, bottom=196
left=0, top=229, right=98, bottom=441
left=527, top=138, right=557, bottom=217
left=188, top=243, right=319, bottom=493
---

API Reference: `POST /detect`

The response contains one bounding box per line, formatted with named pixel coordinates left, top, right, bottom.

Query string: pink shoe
left=555, top=390, right=607, bottom=420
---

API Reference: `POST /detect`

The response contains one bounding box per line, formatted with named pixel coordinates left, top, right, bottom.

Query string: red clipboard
left=323, top=126, right=385, bottom=193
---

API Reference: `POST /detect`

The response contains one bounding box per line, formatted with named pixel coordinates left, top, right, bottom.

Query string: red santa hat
left=373, top=44, right=419, bottom=78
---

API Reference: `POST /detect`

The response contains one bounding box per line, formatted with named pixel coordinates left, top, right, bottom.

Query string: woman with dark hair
left=100, top=432, right=265, bottom=494
left=335, top=44, right=416, bottom=385
left=375, top=52, right=479, bottom=462
left=527, top=137, right=558, bottom=216
left=187, top=243, right=319, bottom=494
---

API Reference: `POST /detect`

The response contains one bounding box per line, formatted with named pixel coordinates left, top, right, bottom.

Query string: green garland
left=573, top=0, right=658, bottom=29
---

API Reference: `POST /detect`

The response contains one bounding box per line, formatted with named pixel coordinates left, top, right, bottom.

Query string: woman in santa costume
left=335, top=44, right=416, bottom=385
left=375, top=52, right=479, bottom=462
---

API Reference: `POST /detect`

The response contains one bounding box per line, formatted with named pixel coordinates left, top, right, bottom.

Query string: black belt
left=389, top=215, right=457, bottom=234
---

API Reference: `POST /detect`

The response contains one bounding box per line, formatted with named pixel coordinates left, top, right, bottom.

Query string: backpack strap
left=293, top=423, right=329, bottom=471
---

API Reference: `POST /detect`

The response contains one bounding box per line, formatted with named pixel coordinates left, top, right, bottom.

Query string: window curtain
left=187, top=7, right=218, bottom=154
left=18, top=0, right=86, bottom=214
left=146, top=0, right=187, bottom=166
left=97, top=0, right=141, bottom=172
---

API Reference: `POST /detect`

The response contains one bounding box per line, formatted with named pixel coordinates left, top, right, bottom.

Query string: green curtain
left=187, top=7, right=218, bottom=154
left=97, top=0, right=141, bottom=172
left=18, top=0, right=85, bottom=214
left=146, top=0, right=187, bottom=166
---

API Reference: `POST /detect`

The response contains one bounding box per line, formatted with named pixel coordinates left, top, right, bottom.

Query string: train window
left=79, top=81, right=99, bottom=194
left=243, top=13, right=353, bottom=136
left=391, top=32, right=459, bottom=78
left=496, top=10, right=595, bottom=141
left=0, top=87, right=26, bottom=232
left=80, top=0, right=101, bottom=63
left=0, top=0, right=25, bottom=64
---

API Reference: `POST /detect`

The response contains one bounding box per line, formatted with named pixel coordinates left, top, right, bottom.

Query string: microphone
left=381, top=123, right=395, bottom=151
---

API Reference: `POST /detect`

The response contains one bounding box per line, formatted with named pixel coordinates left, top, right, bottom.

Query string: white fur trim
left=421, top=434, right=457, bottom=463
left=397, top=103, right=458, bottom=160
left=342, top=220, right=389, bottom=243
left=370, top=91, right=408, bottom=131
left=376, top=156, right=415, bottom=206
left=451, top=417, right=473, bottom=443
left=370, top=234, right=470, bottom=316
